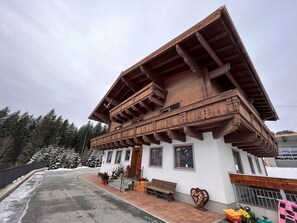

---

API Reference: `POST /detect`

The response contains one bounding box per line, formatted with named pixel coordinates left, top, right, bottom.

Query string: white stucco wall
left=99, top=132, right=266, bottom=206
left=99, top=148, right=132, bottom=174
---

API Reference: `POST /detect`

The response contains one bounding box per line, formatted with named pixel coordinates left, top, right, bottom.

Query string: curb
left=0, top=167, right=48, bottom=202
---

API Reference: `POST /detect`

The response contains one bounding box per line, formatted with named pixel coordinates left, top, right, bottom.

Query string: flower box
left=134, top=180, right=150, bottom=192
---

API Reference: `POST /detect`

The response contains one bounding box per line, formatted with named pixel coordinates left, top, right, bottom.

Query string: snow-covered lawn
left=266, top=166, right=297, bottom=179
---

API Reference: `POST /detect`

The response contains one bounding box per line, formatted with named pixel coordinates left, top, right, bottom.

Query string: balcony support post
left=183, top=126, right=203, bottom=141
left=143, top=135, right=160, bottom=144
left=154, top=132, right=172, bottom=144
left=167, top=129, right=186, bottom=142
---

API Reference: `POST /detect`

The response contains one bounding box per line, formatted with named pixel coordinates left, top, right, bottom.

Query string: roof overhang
left=89, top=6, right=278, bottom=123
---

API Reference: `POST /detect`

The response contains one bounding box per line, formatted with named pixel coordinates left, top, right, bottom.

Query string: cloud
left=0, top=0, right=296, bottom=132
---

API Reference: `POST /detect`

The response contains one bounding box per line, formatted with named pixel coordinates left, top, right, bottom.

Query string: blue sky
left=0, top=0, right=296, bottom=133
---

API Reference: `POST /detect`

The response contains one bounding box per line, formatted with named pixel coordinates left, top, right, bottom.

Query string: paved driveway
left=0, top=168, right=163, bottom=223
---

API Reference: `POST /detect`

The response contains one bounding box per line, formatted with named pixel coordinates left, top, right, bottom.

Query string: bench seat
left=145, top=178, right=177, bottom=202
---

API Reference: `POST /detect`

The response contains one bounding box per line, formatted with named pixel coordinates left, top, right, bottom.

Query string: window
left=255, top=157, right=262, bottom=173
left=232, top=150, right=244, bottom=173
left=248, top=156, right=255, bottom=174
left=106, top=151, right=113, bottom=163
left=125, top=150, right=131, bottom=161
left=174, top=145, right=194, bottom=169
left=150, top=148, right=162, bottom=166
left=160, top=103, right=180, bottom=114
left=115, top=151, right=122, bottom=164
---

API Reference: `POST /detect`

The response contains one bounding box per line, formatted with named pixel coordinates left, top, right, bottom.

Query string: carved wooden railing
left=91, top=89, right=277, bottom=157
left=229, top=173, right=297, bottom=193
left=110, top=82, right=167, bottom=122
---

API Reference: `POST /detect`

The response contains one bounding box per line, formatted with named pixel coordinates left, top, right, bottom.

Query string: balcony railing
left=110, top=82, right=167, bottom=123
left=229, top=173, right=297, bottom=210
left=91, top=89, right=277, bottom=157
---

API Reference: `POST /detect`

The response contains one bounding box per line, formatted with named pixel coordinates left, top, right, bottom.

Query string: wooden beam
left=139, top=101, right=153, bottom=111
left=183, top=126, right=203, bottom=140
left=106, top=96, right=120, bottom=106
left=114, top=141, right=121, bottom=147
left=94, top=112, right=110, bottom=124
left=209, top=63, right=231, bottom=79
left=125, top=108, right=137, bottom=117
left=119, top=140, right=129, bottom=148
left=167, top=130, right=186, bottom=142
left=149, top=96, right=164, bottom=107
left=119, top=112, right=131, bottom=120
left=202, top=67, right=212, bottom=97
left=140, top=65, right=163, bottom=87
left=134, top=137, right=150, bottom=146
left=154, top=132, right=172, bottom=144
left=176, top=44, right=203, bottom=78
left=111, top=116, right=123, bottom=124
left=196, top=32, right=246, bottom=98
left=213, top=116, right=240, bottom=139
left=126, top=138, right=137, bottom=146
left=143, top=135, right=160, bottom=144
left=132, top=105, right=145, bottom=114
left=224, top=132, right=257, bottom=143
left=121, top=76, right=138, bottom=92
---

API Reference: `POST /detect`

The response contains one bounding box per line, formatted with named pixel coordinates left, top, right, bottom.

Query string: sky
left=0, top=0, right=296, bottom=133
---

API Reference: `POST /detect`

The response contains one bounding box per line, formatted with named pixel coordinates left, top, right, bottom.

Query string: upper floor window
left=150, top=148, right=162, bottom=166
left=248, top=156, right=255, bottom=174
left=174, top=145, right=194, bottom=169
left=106, top=151, right=113, bottom=163
left=115, top=150, right=122, bottom=164
left=160, top=103, right=180, bottom=114
left=232, top=150, right=244, bottom=174
left=255, top=157, right=262, bottom=174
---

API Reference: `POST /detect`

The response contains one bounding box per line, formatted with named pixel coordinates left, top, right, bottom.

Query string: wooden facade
left=89, top=6, right=278, bottom=157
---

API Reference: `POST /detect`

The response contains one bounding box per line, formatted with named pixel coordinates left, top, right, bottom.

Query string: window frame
left=106, top=151, right=113, bottom=163
left=174, top=145, right=194, bottom=169
left=160, top=103, right=180, bottom=114
left=248, top=156, right=256, bottom=174
left=114, top=150, right=122, bottom=164
left=232, top=149, right=244, bottom=174
left=255, top=157, right=262, bottom=174
left=149, top=147, right=163, bottom=167
left=125, top=149, right=131, bottom=161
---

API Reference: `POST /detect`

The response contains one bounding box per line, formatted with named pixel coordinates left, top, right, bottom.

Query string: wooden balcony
left=91, top=89, right=278, bottom=157
left=229, top=173, right=297, bottom=193
left=110, top=82, right=167, bottom=123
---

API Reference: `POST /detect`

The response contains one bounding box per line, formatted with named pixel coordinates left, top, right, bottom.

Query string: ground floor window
left=248, top=156, right=255, bottom=174
left=150, top=148, right=162, bottom=166
left=174, top=145, right=194, bottom=169
left=106, top=151, right=113, bottom=163
left=125, top=150, right=131, bottom=161
left=115, top=150, right=122, bottom=164
left=255, top=157, right=262, bottom=173
left=232, top=150, right=244, bottom=173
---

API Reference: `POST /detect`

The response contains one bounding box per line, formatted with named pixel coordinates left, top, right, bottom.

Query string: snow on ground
left=0, top=171, right=47, bottom=223
left=266, top=166, right=297, bottom=179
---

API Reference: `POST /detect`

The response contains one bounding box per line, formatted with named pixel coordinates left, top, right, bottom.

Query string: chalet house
left=89, top=6, right=279, bottom=213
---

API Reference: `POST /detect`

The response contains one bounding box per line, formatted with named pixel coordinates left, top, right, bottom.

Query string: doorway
left=130, top=147, right=143, bottom=177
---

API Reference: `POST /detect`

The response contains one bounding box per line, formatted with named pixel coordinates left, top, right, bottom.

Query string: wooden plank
left=224, top=132, right=257, bottom=143
left=143, top=135, right=160, bottom=144
left=154, top=132, right=172, bottom=143
left=203, top=67, right=212, bottom=97
left=134, top=137, right=150, bottom=146
left=139, top=101, right=153, bottom=111
left=167, top=130, right=186, bottom=142
left=229, top=173, right=297, bottom=193
left=94, top=112, right=110, bottom=124
left=209, top=63, right=231, bottom=79
left=140, top=65, right=163, bottom=87
left=213, top=116, right=240, bottom=139
left=121, top=76, right=138, bottom=92
left=183, top=126, right=203, bottom=140
left=176, top=44, right=202, bottom=78
left=149, top=96, right=164, bottom=107
left=106, top=96, right=120, bottom=106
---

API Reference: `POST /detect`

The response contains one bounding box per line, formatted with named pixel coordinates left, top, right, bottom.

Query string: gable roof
left=89, top=6, right=278, bottom=123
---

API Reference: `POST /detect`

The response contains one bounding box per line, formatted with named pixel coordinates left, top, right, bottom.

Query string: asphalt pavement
left=0, top=168, right=164, bottom=223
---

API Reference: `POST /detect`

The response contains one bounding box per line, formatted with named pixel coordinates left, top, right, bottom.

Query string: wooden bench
left=145, top=178, right=177, bottom=202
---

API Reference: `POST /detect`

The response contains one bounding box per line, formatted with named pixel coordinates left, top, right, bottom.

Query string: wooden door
left=130, top=147, right=143, bottom=177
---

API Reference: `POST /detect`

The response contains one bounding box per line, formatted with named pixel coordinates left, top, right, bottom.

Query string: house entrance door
left=130, top=147, right=142, bottom=177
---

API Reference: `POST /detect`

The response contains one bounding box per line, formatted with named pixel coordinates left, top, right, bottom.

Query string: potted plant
left=134, top=177, right=150, bottom=192
left=101, top=172, right=109, bottom=185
